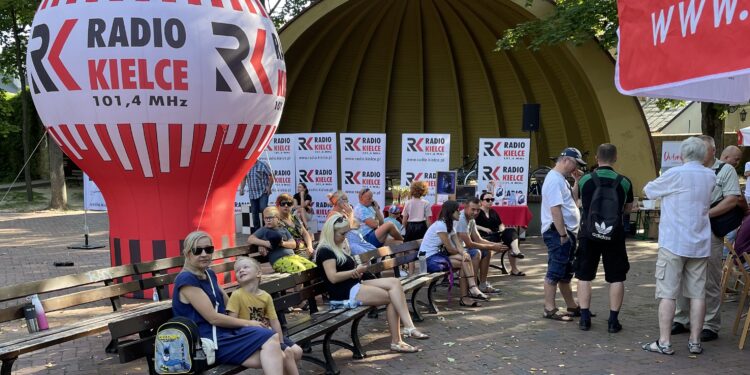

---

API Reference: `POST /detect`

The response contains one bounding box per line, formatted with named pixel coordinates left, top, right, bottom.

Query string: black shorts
left=574, top=236, right=629, bottom=283
left=404, top=221, right=429, bottom=242
left=480, top=228, right=518, bottom=247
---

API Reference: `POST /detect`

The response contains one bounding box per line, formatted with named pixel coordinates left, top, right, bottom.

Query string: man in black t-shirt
left=575, top=144, right=634, bottom=333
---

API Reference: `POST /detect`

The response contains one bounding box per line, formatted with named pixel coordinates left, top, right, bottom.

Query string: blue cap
left=559, top=147, right=586, bottom=166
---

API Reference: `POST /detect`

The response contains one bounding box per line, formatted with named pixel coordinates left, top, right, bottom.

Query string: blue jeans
left=250, top=194, right=269, bottom=232
left=723, top=228, right=738, bottom=259
left=542, top=228, right=576, bottom=284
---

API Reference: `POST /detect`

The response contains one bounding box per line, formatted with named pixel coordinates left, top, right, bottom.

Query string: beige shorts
left=654, top=247, right=708, bottom=300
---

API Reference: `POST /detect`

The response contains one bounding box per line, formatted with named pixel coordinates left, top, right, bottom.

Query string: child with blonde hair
left=227, top=257, right=303, bottom=370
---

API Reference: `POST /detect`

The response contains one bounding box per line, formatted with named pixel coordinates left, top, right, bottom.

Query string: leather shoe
left=579, top=318, right=591, bottom=331
left=608, top=320, right=622, bottom=333
left=671, top=322, right=689, bottom=335
left=700, top=329, right=718, bottom=342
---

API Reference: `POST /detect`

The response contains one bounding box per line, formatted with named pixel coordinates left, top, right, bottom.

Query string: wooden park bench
left=0, top=245, right=253, bottom=375
left=108, top=240, right=441, bottom=375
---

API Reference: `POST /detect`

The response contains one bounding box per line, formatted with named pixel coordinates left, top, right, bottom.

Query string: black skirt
left=404, top=220, right=429, bottom=242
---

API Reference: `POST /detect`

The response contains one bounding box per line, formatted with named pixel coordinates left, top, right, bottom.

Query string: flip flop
left=390, top=342, right=421, bottom=353
left=543, top=307, right=574, bottom=322
left=510, top=271, right=526, bottom=276
left=468, top=291, right=490, bottom=301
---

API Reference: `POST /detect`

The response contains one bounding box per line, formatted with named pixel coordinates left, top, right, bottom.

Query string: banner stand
left=68, top=209, right=105, bottom=250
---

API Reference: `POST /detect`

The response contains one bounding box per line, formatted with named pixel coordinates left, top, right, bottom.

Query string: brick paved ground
left=1, top=210, right=748, bottom=374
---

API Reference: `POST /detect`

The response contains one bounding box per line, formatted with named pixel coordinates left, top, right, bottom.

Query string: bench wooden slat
left=288, top=306, right=373, bottom=344
left=355, top=240, right=421, bottom=264
left=0, top=264, right=138, bottom=302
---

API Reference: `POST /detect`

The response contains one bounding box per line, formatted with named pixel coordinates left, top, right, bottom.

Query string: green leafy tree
left=0, top=0, right=68, bottom=208
left=496, top=0, right=727, bottom=153
left=268, top=0, right=318, bottom=28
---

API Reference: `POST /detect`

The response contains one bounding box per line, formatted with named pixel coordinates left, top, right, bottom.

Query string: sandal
left=510, top=271, right=526, bottom=277
left=459, top=297, right=482, bottom=307
left=566, top=306, right=596, bottom=317
left=480, top=284, right=502, bottom=294
left=468, top=288, right=490, bottom=301
left=390, top=341, right=421, bottom=353
left=641, top=340, right=674, bottom=355
left=510, top=252, right=525, bottom=259
left=402, top=327, right=430, bottom=340
left=543, top=307, right=574, bottom=322
left=688, top=341, right=703, bottom=354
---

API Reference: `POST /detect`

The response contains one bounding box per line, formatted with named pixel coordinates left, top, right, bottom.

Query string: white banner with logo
left=340, top=133, right=386, bottom=209
left=477, top=138, right=530, bottom=206
left=266, top=134, right=298, bottom=205
left=400, top=134, right=450, bottom=204
left=295, top=133, right=338, bottom=229
left=661, top=141, right=683, bottom=170
left=83, top=173, right=107, bottom=211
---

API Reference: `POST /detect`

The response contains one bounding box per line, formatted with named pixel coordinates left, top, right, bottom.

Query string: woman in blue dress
left=173, top=231, right=297, bottom=374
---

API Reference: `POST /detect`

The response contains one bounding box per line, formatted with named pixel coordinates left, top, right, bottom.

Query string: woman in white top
left=418, top=200, right=488, bottom=307
left=402, top=181, right=432, bottom=242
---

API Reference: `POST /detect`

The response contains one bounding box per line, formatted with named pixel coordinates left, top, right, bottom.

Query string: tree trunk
left=10, top=7, right=32, bottom=201
left=701, top=102, right=724, bottom=156
left=48, top=138, right=67, bottom=210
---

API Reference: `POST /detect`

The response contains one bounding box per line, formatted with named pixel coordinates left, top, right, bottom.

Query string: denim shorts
left=466, top=248, right=489, bottom=259
left=542, top=228, right=576, bottom=283
left=363, top=230, right=384, bottom=247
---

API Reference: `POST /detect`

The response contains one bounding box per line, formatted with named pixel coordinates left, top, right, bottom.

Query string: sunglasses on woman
left=191, top=245, right=215, bottom=256
left=483, top=198, right=494, bottom=202
left=279, top=201, right=293, bottom=207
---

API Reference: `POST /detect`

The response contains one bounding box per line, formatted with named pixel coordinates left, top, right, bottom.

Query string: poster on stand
left=661, top=141, right=682, bottom=171
left=340, top=133, right=386, bottom=209
left=83, top=173, right=107, bottom=211
left=265, top=134, right=298, bottom=204
left=295, top=133, right=338, bottom=230
left=400, top=134, right=451, bottom=204
left=477, top=138, right=531, bottom=206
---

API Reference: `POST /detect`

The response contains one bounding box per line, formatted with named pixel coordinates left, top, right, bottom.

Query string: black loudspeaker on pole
left=522, top=103, right=541, bottom=132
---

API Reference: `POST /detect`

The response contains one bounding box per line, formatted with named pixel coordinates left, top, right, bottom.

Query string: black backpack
left=154, top=316, right=208, bottom=374
left=581, top=173, right=624, bottom=242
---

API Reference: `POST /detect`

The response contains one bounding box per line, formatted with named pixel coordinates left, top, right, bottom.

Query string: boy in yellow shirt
left=227, top=257, right=303, bottom=367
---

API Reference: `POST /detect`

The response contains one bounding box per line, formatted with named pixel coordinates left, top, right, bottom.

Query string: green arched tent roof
left=278, top=0, right=656, bottom=190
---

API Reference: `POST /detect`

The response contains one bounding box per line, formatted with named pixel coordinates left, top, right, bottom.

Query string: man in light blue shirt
left=353, top=188, right=403, bottom=247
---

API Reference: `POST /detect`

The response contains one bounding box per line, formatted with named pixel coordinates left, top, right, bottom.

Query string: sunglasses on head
left=279, top=201, right=293, bottom=207
left=191, top=245, right=215, bottom=256
left=333, top=215, right=346, bottom=225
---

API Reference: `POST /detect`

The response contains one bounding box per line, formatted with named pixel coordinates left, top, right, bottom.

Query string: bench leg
left=349, top=316, right=366, bottom=359
left=409, top=287, right=425, bottom=322
left=322, top=331, right=340, bottom=375
left=489, top=252, right=509, bottom=275
left=426, top=279, right=440, bottom=314
left=1, top=357, right=17, bottom=375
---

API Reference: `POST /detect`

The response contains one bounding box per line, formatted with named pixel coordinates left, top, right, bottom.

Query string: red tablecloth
left=429, top=204, right=533, bottom=227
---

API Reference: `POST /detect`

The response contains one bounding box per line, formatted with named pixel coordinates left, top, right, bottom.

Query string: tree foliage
left=496, top=0, right=619, bottom=52
left=269, top=0, right=318, bottom=29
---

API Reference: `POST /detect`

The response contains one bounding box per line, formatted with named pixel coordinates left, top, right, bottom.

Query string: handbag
left=709, top=163, right=746, bottom=238
left=203, top=270, right=219, bottom=366
left=710, top=200, right=745, bottom=237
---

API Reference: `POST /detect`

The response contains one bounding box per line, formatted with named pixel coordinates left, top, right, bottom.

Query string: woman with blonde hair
left=315, top=214, right=429, bottom=353
left=326, top=190, right=377, bottom=255
left=173, top=231, right=293, bottom=373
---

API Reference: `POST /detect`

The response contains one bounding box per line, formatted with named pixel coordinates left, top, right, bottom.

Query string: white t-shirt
left=541, top=169, right=580, bottom=234
left=418, top=220, right=456, bottom=258
left=744, top=161, right=750, bottom=174
left=403, top=198, right=431, bottom=222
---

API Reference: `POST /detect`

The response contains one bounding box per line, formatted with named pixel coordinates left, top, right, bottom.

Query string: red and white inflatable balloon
left=28, top=0, right=285, bottom=291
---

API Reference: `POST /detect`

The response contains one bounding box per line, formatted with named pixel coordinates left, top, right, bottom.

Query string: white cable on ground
left=0, top=131, right=48, bottom=205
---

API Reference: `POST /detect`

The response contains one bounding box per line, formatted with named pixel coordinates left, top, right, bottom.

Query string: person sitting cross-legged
left=354, top=188, right=404, bottom=248
left=315, top=213, right=429, bottom=353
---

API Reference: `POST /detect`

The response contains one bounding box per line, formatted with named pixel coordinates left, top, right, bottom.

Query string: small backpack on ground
left=581, top=172, right=624, bottom=242
left=154, top=316, right=208, bottom=374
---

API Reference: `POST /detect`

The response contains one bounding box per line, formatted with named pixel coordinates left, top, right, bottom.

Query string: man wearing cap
left=541, top=147, right=587, bottom=321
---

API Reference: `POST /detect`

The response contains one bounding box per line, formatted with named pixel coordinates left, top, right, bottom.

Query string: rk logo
left=482, top=141, right=502, bottom=156
left=344, top=137, right=360, bottom=152
left=405, top=172, right=423, bottom=184
left=299, top=169, right=315, bottom=183
left=406, top=138, right=423, bottom=152
left=344, top=171, right=361, bottom=184
left=483, top=166, right=501, bottom=181
left=298, top=137, right=313, bottom=151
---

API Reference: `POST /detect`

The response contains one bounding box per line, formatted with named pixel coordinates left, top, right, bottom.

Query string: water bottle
left=153, top=287, right=160, bottom=302
left=418, top=251, right=427, bottom=274
left=23, top=304, right=39, bottom=333
left=329, top=299, right=362, bottom=310
left=508, top=193, right=516, bottom=206
left=30, top=294, right=48, bottom=331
